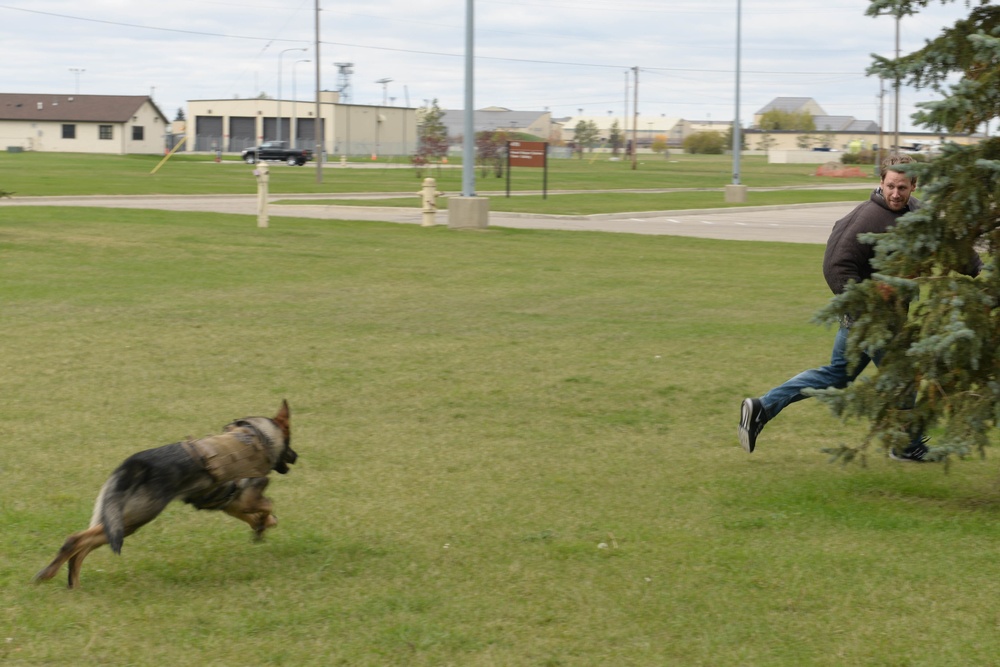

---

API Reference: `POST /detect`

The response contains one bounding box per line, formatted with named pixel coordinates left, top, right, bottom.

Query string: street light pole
left=631, top=66, right=639, bottom=171
left=314, top=0, right=323, bottom=183
left=278, top=47, right=307, bottom=143
left=376, top=78, right=393, bottom=106
left=732, top=0, right=742, bottom=186
left=462, top=0, right=475, bottom=197
left=292, top=59, right=310, bottom=149
left=894, top=11, right=901, bottom=155
left=69, top=68, right=85, bottom=95
left=723, top=0, right=748, bottom=203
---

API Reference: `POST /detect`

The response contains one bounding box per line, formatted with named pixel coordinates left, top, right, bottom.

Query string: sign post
left=506, top=141, right=548, bottom=199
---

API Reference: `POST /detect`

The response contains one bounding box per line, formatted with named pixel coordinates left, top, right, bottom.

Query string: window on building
left=99, top=125, right=113, bottom=140
left=62, top=124, right=76, bottom=139
left=132, top=126, right=144, bottom=141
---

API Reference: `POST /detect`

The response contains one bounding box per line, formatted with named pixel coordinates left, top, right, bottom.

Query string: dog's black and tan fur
left=35, top=401, right=297, bottom=589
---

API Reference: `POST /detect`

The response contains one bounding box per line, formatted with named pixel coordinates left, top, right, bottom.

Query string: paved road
left=0, top=194, right=862, bottom=245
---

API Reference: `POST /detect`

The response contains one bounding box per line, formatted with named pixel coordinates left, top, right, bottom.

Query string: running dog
left=35, top=400, right=297, bottom=589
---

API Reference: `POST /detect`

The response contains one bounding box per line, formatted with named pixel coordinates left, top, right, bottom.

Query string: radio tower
left=334, top=62, right=354, bottom=104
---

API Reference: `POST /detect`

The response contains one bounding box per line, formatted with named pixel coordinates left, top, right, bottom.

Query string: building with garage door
left=0, top=93, right=168, bottom=154
left=186, top=91, right=417, bottom=158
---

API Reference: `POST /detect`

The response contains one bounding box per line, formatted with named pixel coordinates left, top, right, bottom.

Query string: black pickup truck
left=242, top=141, right=313, bottom=166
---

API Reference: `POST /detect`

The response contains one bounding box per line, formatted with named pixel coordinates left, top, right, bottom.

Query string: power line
left=0, top=4, right=873, bottom=78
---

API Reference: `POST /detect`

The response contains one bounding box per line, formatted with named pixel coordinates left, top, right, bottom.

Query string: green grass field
left=2, top=199, right=997, bottom=665
left=0, top=150, right=874, bottom=198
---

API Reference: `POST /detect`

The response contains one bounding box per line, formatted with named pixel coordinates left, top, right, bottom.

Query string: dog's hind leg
left=34, top=524, right=108, bottom=589
left=66, top=525, right=110, bottom=589
left=222, top=478, right=278, bottom=540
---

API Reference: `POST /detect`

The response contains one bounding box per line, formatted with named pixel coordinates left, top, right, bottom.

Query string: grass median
left=0, top=151, right=873, bottom=200
left=280, top=188, right=869, bottom=216
left=2, top=206, right=997, bottom=665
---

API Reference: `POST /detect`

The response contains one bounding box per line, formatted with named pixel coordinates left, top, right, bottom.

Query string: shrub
left=841, top=150, right=875, bottom=165
left=683, top=131, right=724, bottom=155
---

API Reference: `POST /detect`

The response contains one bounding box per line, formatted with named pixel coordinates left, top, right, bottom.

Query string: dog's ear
left=274, top=400, right=292, bottom=433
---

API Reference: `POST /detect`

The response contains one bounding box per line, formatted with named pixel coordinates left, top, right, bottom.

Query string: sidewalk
left=0, top=193, right=860, bottom=244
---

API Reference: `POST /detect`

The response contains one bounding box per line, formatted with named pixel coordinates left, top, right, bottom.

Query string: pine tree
left=814, top=0, right=999, bottom=464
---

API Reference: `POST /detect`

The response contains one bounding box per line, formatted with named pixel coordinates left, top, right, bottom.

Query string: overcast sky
left=0, top=1, right=975, bottom=132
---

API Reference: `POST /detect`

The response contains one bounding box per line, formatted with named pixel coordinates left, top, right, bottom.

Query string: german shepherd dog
left=35, top=400, right=297, bottom=589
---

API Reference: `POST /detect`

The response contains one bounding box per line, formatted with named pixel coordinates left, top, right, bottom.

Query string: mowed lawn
left=1, top=206, right=997, bottom=666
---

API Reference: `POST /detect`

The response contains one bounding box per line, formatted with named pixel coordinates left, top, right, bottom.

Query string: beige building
left=560, top=114, right=692, bottom=147
left=440, top=107, right=555, bottom=142
left=0, top=93, right=168, bottom=154
left=186, top=92, right=417, bottom=158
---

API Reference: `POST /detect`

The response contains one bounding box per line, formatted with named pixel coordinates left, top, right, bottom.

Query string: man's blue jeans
left=759, top=325, right=882, bottom=421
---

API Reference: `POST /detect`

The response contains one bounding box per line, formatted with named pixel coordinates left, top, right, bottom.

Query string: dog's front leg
left=223, top=478, right=277, bottom=540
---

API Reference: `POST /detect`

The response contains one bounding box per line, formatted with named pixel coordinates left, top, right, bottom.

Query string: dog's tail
left=91, top=461, right=144, bottom=555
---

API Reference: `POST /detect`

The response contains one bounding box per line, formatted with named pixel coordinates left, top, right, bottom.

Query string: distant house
left=0, top=93, right=169, bottom=154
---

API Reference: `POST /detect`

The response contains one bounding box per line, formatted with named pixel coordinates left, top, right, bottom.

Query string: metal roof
left=755, top=97, right=826, bottom=115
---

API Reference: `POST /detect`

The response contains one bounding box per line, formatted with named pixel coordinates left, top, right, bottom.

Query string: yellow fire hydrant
left=254, top=163, right=270, bottom=228
left=418, top=177, right=443, bottom=227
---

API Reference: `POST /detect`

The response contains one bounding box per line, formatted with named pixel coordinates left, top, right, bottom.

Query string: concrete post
left=724, top=184, right=748, bottom=203
left=447, top=196, right=489, bottom=230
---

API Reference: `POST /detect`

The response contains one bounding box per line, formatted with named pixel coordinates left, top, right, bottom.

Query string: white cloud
left=0, top=0, right=976, bottom=130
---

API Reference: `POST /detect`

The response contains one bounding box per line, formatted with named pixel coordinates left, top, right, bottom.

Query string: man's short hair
left=880, top=154, right=917, bottom=184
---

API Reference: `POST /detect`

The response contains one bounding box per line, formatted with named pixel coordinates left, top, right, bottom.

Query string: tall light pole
left=623, top=70, right=630, bottom=159
left=292, top=59, right=310, bottom=149
left=723, top=0, right=747, bottom=203
left=278, top=47, right=307, bottom=143
left=69, top=68, right=85, bottom=95
left=449, top=0, right=488, bottom=229
left=462, top=0, right=475, bottom=197
left=631, top=66, right=639, bottom=171
left=893, top=11, right=901, bottom=155
left=732, top=0, right=742, bottom=186
left=314, top=0, right=323, bottom=183
left=874, top=7, right=903, bottom=155
left=376, top=78, right=393, bottom=106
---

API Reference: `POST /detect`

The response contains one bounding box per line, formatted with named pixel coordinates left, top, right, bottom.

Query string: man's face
left=881, top=170, right=915, bottom=211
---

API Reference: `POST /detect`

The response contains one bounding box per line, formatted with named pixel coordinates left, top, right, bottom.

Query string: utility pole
left=314, top=0, right=323, bottom=183
left=732, top=0, right=742, bottom=186
left=631, top=66, right=639, bottom=171
left=894, top=10, right=901, bottom=155
left=376, top=78, right=393, bottom=106
left=724, top=0, right=748, bottom=203
left=278, top=47, right=307, bottom=143
left=878, top=77, right=885, bottom=171
left=462, top=1, right=475, bottom=197
left=69, top=68, right=85, bottom=95
left=292, top=59, right=311, bottom=149
left=623, top=70, right=629, bottom=156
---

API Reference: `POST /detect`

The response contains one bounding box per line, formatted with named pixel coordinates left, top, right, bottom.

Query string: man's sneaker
left=888, top=438, right=930, bottom=463
left=738, top=398, right=767, bottom=453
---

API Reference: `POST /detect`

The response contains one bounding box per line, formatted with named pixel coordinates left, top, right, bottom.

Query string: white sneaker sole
left=738, top=398, right=755, bottom=453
